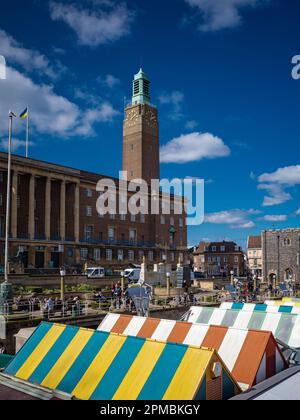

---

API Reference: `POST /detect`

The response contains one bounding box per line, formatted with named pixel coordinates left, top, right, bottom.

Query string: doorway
left=35, top=252, right=45, bottom=269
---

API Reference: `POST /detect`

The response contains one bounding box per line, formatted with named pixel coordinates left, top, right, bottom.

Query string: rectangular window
left=84, top=225, right=93, bottom=242
left=161, top=216, right=165, bottom=225
left=140, top=214, right=145, bottom=223
left=179, top=218, right=184, bottom=228
left=148, top=251, right=154, bottom=261
left=129, top=229, right=137, bottom=242
left=212, top=246, right=217, bottom=252
left=108, top=227, right=115, bottom=241
left=170, top=217, right=174, bottom=226
left=120, top=214, right=126, bottom=221
left=86, top=206, right=92, bottom=217
left=106, top=249, right=113, bottom=261
left=86, top=189, right=93, bottom=198
left=139, top=250, right=144, bottom=260
left=128, top=250, right=134, bottom=261
left=80, top=248, right=88, bottom=260
left=118, top=249, right=124, bottom=261
left=131, top=214, right=136, bottom=222
left=94, top=249, right=101, bottom=261
left=221, top=246, right=225, bottom=252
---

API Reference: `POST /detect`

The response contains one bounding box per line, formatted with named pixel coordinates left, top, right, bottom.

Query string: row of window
left=207, top=256, right=240, bottom=263
left=88, top=189, right=182, bottom=211
left=84, top=226, right=138, bottom=242
left=205, top=245, right=241, bottom=252
left=86, top=205, right=184, bottom=227
left=79, top=248, right=182, bottom=263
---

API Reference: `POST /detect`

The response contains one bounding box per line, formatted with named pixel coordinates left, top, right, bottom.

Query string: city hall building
left=0, top=69, right=187, bottom=271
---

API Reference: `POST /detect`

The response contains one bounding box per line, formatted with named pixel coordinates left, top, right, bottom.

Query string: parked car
left=85, top=267, right=105, bottom=279
left=124, top=268, right=141, bottom=283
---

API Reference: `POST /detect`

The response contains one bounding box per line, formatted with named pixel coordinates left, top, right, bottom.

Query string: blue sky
left=0, top=0, right=300, bottom=249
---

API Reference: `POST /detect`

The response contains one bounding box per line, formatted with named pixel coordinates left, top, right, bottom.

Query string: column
left=11, top=171, right=18, bottom=238
left=45, top=177, right=51, bottom=240
left=74, top=183, right=80, bottom=243
left=60, top=180, right=66, bottom=241
left=28, top=174, right=35, bottom=240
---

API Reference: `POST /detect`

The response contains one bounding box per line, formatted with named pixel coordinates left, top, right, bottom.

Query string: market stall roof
left=98, top=314, right=287, bottom=390
left=231, top=367, right=300, bottom=400
left=182, top=306, right=300, bottom=348
left=4, top=322, right=240, bottom=401
left=220, top=302, right=300, bottom=314
left=265, top=300, right=300, bottom=307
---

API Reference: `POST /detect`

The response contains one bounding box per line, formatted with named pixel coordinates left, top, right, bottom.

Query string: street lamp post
left=60, top=267, right=66, bottom=302
left=4, top=111, right=16, bottom=283
left=166, top=272, right=171, bottom=297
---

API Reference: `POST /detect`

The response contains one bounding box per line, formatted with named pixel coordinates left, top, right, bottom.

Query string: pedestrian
left=0, top=343, right=6, bottom=354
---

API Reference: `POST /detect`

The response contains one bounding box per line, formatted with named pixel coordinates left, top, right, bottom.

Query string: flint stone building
left=0, top=69, right=187, bottom=271
left=262, top=229, right=300, bottom=284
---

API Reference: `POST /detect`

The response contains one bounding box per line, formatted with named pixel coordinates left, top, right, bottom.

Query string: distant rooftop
left=247, top=235, right=262, bottom=249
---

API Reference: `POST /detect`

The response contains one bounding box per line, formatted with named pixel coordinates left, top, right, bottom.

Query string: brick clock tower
left=123, top=69, right=160, bottom=185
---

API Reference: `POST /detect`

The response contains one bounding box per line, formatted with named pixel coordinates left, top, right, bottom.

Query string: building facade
left=193, top=241, right=245, bottom=277
left=262, top=229, right=300, bottom=284
left=247, top=236, right=262, bottom=278
left=0, top=69, right=188, bottom=271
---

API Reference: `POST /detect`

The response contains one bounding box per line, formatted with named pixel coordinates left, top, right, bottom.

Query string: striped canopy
left=184, top=306, right=300, bottom=348
left=220, top=302, right=300, bottom=315
left=99, top=314, right=287, bottom=390
left=265, top=300, right=300, bottom=307
left=4, top=322, right=240, bottom=401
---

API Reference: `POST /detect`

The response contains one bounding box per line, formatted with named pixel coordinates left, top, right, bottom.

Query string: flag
left=19, top=107, right=28, bottom=120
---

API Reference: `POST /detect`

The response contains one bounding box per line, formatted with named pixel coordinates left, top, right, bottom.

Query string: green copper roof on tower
left=132, top=68, right=151, bottom=105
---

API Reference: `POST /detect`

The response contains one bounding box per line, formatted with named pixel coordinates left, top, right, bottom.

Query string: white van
left=124, top=268, right=141, bottom=283
left=86, top=267, right=105, bottom=279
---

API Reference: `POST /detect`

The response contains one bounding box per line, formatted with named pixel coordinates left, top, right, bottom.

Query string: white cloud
left=258, top=165, right=300, bottom=185
left=185, top=120, right=198, bottom=130
left=159, top=91, right=184, bottom=120
left=205, top=209, right=256, bottom=229
left=184, top=0, right=268, bottom=32
left=295, top=208, right=300, bottom=216
left=263, top=215, right=288, bottom=222
left=0, top=67, right=119, bottom=140
left=0, top=29, right=64, bottom=79
left=160, top=132, right=231, bottom=164
left=50, top=1, right=134, bottom=47
left=257, top=165, right=300, bottom=207
left=0, top=138, right=34, bottom=153
left=98, top=74, right=120, bottom=88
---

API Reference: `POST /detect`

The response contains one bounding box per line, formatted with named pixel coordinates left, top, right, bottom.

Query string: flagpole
left=4, top=111, right=16, bottom=282
left=26, top=105, right=29, bottom=158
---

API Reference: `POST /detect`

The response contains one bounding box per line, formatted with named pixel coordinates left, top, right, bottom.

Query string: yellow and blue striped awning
left=5, top=322, right=239, bottom=400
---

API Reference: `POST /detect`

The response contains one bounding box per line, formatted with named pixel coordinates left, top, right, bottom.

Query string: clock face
left=125, top=108, right=139, bottom=127
left=145, top=109, right=157, bottom=127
